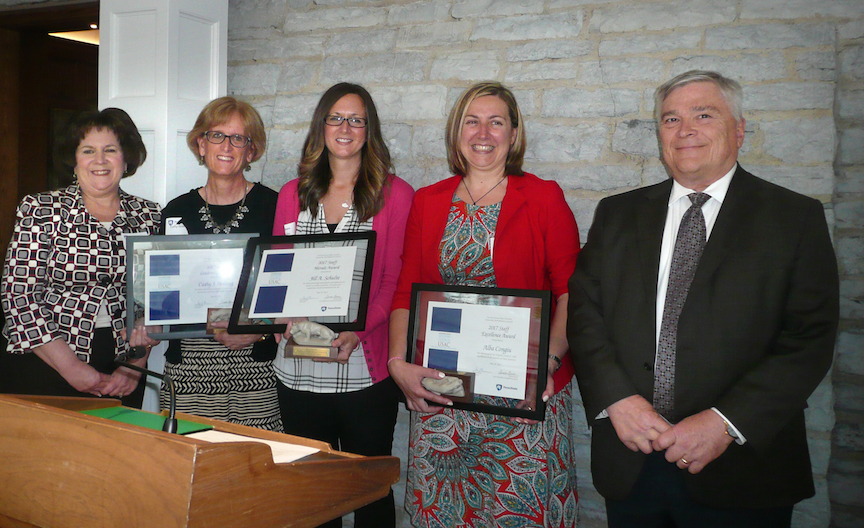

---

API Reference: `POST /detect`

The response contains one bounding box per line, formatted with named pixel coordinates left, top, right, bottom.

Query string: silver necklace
left=199, top=183, right=250, bottom=234
left=340, top=189, right=354, bottom=208
left=462, top=176, right=507, bottom=205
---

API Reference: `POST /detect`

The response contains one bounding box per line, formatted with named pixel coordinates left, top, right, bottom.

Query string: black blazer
left=568, top=166, right=839, bottom=508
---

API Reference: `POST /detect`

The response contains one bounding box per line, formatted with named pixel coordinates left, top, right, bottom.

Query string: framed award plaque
left=406, top=283, right=552, bottom=420
left=228, top=232, right=376, bottom=335
left=126, top=233, right=256, bottom=340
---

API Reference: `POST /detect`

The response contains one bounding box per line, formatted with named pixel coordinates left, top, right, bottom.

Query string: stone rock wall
left=226, top=1, right=863, bottom=526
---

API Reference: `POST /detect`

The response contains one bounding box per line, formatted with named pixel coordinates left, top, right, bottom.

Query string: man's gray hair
left=654, top=70, right=743, bottom=122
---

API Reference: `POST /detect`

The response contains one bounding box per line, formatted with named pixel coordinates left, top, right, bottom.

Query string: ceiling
left=0, top=1, right=98, bottom=33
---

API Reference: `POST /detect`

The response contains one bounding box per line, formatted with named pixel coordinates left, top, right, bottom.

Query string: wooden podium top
left=0, top=394, right=400, bottom=528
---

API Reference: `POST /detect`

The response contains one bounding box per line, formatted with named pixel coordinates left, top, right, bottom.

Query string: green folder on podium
left=80, top=406, right=213, bottom=434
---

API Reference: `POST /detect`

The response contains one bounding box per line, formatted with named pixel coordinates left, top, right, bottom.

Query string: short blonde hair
left=186, top=96, right=266, bottom=164
left=445, top=82, right=526, bottom=177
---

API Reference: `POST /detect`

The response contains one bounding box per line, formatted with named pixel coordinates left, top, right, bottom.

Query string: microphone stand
left=116, top=360, right=178, bottom=434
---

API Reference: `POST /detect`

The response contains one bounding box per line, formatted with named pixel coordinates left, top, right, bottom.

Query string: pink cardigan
left=273, top=175, right=414, bottom=384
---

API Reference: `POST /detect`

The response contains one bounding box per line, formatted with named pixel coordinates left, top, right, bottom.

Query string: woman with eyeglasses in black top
left=132, top=96, right=282, bottom=432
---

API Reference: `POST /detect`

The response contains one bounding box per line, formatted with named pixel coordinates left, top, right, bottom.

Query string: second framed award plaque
left=406, top=283, right=552, bottom=421
left=228, top=232, right=376, bottom=336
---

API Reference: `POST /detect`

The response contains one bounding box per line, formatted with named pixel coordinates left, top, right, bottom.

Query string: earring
left=199, top=155, right=206, bottom=166
left=244, top=164, right=252, bottom=172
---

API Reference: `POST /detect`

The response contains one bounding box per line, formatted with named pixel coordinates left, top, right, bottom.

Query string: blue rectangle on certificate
left=430, top=307, right=462, bottom=333
left=254, top=285, right=287, bottom=314
left=149, top=291, right=180, bottom=321
left=149, top=254, right=180, bottom=276
left=263, top=253, right=295, bottom=273
left=428, top=348, right=459, bottom=371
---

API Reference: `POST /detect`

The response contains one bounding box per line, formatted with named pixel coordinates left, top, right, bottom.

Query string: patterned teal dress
left=405, top=197, right=578, bottom=528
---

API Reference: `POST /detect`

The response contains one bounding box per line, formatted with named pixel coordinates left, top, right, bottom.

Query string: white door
left=99, top=0, right=228, bottom=411
left=99, top=0, right=227, bottom=205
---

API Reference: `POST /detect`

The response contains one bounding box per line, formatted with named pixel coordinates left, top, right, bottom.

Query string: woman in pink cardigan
left=272, top=83, right=413, bottom=528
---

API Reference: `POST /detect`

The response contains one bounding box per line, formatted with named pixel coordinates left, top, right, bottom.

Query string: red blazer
left=392, top=173, right=580, bottom=392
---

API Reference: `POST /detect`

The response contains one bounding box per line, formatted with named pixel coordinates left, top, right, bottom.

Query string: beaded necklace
left=198, top=183, right=251, bottom=234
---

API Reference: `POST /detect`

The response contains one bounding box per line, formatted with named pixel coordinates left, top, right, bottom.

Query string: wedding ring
left=680, top=457, right=690, bottom=465
left=118, top=393, right=124, bottom=398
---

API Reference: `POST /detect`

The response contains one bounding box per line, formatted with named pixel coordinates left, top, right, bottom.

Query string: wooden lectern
left=0, top=394, right=400, bottom=528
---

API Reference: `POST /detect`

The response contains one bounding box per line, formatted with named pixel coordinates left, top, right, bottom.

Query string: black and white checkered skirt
left=160, top=338, right=283, bottom=432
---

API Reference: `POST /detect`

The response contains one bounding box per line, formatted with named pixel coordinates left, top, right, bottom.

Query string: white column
left=99, top=0, right=228, bottom=411
left=99, top=0, right=227, bottom=205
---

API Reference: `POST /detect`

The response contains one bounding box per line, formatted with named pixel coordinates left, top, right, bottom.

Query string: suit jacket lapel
left=637, top=180, right=672, bottom=302
left=693, top=166, right=754, bottom=284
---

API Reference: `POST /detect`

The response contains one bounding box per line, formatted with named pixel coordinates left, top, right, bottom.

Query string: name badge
left=165, top=217, right=188, bottom=235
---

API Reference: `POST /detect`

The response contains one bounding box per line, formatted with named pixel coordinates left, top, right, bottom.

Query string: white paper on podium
left=186, top=430, right=320, bottom=463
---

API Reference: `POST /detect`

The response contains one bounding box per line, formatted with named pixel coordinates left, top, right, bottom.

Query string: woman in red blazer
left=388, top=82, right=581, bottom=528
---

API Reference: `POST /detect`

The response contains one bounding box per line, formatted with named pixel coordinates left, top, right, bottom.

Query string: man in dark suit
left=568, top=70, right=839, bottom=527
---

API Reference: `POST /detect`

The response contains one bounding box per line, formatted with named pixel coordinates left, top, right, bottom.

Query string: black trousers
left=277, top=377, right=400, bottom=528
left=606, top=451, right=794, bottom=528
left=0, top=328, right=145, bottom=409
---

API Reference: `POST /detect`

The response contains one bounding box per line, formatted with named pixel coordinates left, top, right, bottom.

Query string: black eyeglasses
left=324, top=115, right=367, bottom=128
left=203, top=131, right=252, bottom=148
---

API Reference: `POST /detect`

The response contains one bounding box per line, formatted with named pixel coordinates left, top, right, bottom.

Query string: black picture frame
left=228, top=232, right=376, bottom=335
left=406, top=283, right=551, bottom=420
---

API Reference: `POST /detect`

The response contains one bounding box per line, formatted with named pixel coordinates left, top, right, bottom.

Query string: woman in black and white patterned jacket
left=0, top=108, right=161, bottom=408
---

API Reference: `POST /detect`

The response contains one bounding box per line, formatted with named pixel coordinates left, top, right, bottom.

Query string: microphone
left=116, top=358, right=178, bottom=434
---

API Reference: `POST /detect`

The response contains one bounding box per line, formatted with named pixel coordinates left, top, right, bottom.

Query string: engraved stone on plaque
left=284, top=321, right=339, bottom=359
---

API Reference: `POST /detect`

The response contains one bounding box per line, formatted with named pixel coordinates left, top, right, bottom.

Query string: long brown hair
left=297, top=83, right=392, bottom=222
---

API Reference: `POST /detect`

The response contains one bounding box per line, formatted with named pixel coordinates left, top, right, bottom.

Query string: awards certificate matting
left=228, top=232, right=376, bottom=334
left=406, top=284, right=551, bottom=420
left=126, top=234, right=256, bottom=339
